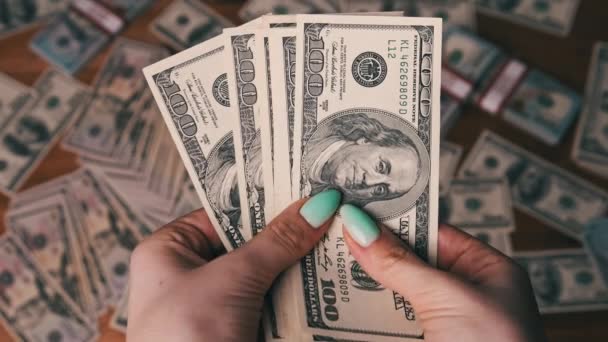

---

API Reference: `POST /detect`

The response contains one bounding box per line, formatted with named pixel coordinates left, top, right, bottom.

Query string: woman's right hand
left=340, top=204, right=547, bottom=342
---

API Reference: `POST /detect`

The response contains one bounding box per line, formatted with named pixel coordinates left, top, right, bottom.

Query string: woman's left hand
left=127, top=190, right=341, bottom=342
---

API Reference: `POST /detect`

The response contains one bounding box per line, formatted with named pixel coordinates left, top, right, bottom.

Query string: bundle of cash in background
left=0, top=0, right=607, bottom=341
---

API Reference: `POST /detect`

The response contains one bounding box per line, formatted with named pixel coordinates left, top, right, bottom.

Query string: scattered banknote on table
left=572, top=41, right=608, bottom=177
left=515, top=249, right=608, bottom=313
left=0, top=235, right=98, bottom=342
left=150, top=0, right=233, bottom=51
left=0, top=72, right=35, bottom=126
left=30, top=0, right=155, bottom=74
left=459, top=130, right=608, bottom=241
left=476, top=0, right=580, bottom=37
left=0, top=0, right=68, bottom=38
left=239, top=0, right=340, bottom=21
left=583, top=218, right=608, bottom=286
left=443, top=26, right=581, bottom=145
left=439, top=141, right=463, bottom=196
left=441, top=178, right=515, bottom=232
left=145, top=12, right=442, bottom=341
left=0, top=69, right=89, bottom=195
left=465, top=228, right=513, bottom=256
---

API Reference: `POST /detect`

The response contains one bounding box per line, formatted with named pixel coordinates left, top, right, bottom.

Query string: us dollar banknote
left=144, top=34, right=249, bottom=249
left=463, top=228, right=512, bottom=256
left=440, top=178, right=515, bottom=231
left=239, top=0, right=339, bottom=21
left=0, top=69, right=89, bottom=194
left=0, top=73, right=34, bottom=127
left=0, top=0, right=68, bottom=37
left=151, top=0, right=233, bottom=51
left=572, top=42, right=608, bottom=177
left=8, top=193, right=99, bottom=319
left=459, top=130, right=608, bottom=240
left=30, top=9, right=110, bottom=74
left=439, top=141, right=463, bottom=196
left=402, top=0, right=476, bottom=30
left=267, top=26, right=298, bottom=211
left=67, top=169, right=142, bottom=304
left=515, top=249, right=608, bottom=313
left=0, top=235, right=97, bottom=341
left=224, top=26, right=274, bottom=237
left=63, top=38, right=168, bottom=163
left=289, top=15, right=441, bottom=340
left=583, top=218, right=608, bottom=286
left=476, top=0, right=581, bottom=37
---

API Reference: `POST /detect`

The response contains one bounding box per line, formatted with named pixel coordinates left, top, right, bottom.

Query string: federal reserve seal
left=212, top=73, right=230, bottom=107
left=352, top=51, right=387, bottom=87
left=351, top=261, right=383, bottom=291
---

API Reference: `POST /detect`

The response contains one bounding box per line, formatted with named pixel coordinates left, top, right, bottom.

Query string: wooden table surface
left=1, top=0, right=607, bottom=341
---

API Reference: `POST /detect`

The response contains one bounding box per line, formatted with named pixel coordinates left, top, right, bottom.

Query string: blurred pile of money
left=0, top=0, right=607, bottom=341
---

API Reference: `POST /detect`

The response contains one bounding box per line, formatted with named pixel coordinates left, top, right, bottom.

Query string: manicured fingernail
left=340, top=204, right=380, bottom=247
left=300, top=189, right=342, bottom=228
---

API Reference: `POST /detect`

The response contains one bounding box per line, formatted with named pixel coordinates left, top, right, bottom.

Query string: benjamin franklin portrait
left=206, top=134, right=241, bottom=231
left=525, top=259, right=561, bottom=306
left=301, top=109, right=430, bottom=218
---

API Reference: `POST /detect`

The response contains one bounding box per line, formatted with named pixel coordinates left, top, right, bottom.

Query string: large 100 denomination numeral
left=144, top=35, right=247, bottom=250
left=291, top=15, right=441, bottom=339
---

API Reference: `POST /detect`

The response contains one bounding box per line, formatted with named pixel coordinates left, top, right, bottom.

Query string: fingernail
left=299, top=189, right=342, bottom=228
left=340, top=204, right=380, bottom=247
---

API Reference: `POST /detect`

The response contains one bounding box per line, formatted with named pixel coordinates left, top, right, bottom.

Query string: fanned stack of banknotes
left=0, top=0, right=608, bottom=341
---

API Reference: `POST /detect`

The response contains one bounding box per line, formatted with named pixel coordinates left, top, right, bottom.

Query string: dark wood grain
left=0, top=1, right=607, bottom=341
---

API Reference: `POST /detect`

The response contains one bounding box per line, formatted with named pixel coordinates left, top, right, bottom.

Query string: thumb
left=231, top=189, right=341, bottom=287
left=341, top=204, right=455, bottom=305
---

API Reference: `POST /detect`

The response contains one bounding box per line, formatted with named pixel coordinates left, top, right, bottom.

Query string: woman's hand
left=340, top=204, right=547, bottom=342
left=127, top=190, right=341, bottom=342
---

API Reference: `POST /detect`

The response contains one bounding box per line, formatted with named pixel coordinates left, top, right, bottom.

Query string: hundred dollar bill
left=30, top=9, right=110, bottom=74
left=67, top=169, right=142, bottom=303
left=444, top=27, right=581, bottom=145
left=440, top=93, right=463, bottom=136
left=9, top=179, right=114, bottom=312
left=63, top=38, right=168, bottom=163
left=515, top=249, right=608, bottom=313
left=463, top=228, right=512, bottom=256
left=267, top=27, right=297, bottom=213
left=491, top=66, right=581, bottom=146
left=289, top=15, right=441, bottom=340
left=151, top=0, right=232, bottom=51
left=403, top=0, right=476, bottom=30
left=583, top=218, right=608, bottom=286
left=572, top=42, right=608, bottom=177
left=239, top=0, right=339, bottom=21
left=0, top=235, right=98, bottom=341
left=144, top=34, right=249, bottom=249
left=443, top=26, right=503, bottom=88
left=0, top=69, right=89, bottom=194
left=31, top=0, right=154, bottom=74
left=8, top=193, right=99, bottom=319
left=439, top=141, right=463, bottom=196
left=224, top=27, right=274, bottom=237
left=0, top=73, right=35, bottom=127
left=441, top=178, right=515, bottom=231
left=459, top=130, right=608, bottom=240
left=476, top=0, right=580, bottom=37
left=0, top=0, right=68, bottom=37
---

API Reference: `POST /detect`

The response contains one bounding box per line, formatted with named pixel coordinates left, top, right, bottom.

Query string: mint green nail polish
left=300, top=189, right=342, bottom=228
left=340, top=204, right=380, bottom=247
